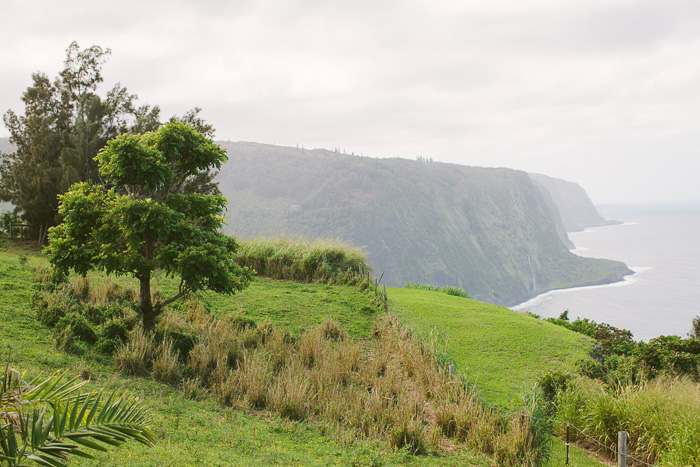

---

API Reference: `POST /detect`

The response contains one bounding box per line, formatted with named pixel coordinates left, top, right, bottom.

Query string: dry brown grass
left=115, top=308, right=545, bottom=463
left=114, top=327, right=155, bottom=377
left=152, top=339, right=181, bottom=385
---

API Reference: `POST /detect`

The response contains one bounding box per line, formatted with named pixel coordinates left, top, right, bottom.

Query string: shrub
left=235, top=237, right=368, bottom=284
left=320, top=317, right=346, bottom=341
left=270, top=363, right=311, bottom=421
left=388, top=417, right=428, bottom=455
left=237, top=351, right=270, bottom=409
left=32, top=273, right=140, bottom=355
left=182, top=377, right=207, bottom=401
left=56, top=312, right=98, bottom=344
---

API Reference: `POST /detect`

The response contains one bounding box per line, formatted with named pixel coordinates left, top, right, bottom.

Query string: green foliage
left=404, top=283, right=470, bottom=298
left=636, top=336, right=700, bottom=379
left=691, top=315, right=700, bottom=338
left=546, top=315, right=700, bottom=382
left=32, top=275, right=137, bottom=356
left=46, top=122, right=251, bottom=330
left=235, top=237, right=368, bottom=284
left=0, top=42, right=161, bottom=244
left=0, top=359, right=154, bottom=466
left=0, top=212, right=21, bottom=238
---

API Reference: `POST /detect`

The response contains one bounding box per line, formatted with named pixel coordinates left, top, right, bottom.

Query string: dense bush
left=546, top=313, right=699, bottom=382
left=32, top=271, right=138, bottom=355
left=404, top=282, right=470, bottom=299
left=235, top=238, right=368, bottom=284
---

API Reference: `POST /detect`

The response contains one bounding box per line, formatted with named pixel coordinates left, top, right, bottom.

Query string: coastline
left=511, top=220, right=637, bottom=310
left=511, top=266, right=649, bottom=312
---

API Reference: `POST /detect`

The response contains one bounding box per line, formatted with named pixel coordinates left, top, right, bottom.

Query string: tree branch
left=157, top=289, right=188, bottom=309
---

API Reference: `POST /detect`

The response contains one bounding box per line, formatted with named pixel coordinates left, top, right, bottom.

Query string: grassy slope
left=200, top=280, right=378, bottom=338
left=0, top=247, right=488, bottom=466
left=388, top=288, right=611, bottom=466
left=388, top=287, right=594, bottom=407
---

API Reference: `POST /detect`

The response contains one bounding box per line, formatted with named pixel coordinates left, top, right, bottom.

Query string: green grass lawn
left=198, top=279, right=379, bottom=338
left=388, top=287, right=594, bottom=408
left=0, top=246, right=490, bottom=466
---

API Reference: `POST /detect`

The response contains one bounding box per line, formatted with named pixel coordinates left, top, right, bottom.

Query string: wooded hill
left=214, top=142, right=631, bottom=306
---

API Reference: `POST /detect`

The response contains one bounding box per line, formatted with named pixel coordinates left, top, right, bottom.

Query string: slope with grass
left=0, top=245, right=492, bottom=466
left=388, top=287, right=595, bottom=408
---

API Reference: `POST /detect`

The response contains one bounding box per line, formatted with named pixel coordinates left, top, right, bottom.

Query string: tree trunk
left=139, top=274, right=156, bottom=332
left=37, top=224, right=48, bottom=246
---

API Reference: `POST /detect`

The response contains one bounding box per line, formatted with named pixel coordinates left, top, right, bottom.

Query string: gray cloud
left=2, top=0, right=699, bottom=203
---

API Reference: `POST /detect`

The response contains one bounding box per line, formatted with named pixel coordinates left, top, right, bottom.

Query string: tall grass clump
left=555, top=376, right=700, bottom=465
left=114, top=305, right=548, bottom=463
left=404, top=282, right=470, bottom=299
left=235, top=237, right=369, bottom=284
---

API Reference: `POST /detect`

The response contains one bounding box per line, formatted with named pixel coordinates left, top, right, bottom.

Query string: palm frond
left=1, top=358, right=154, bottom=467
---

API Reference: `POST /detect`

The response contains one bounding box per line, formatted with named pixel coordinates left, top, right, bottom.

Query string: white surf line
left=511, top=266, right=654, bottom=311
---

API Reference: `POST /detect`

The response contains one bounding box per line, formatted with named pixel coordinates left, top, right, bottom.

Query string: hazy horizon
left=2, top=0, right=699, bottom=205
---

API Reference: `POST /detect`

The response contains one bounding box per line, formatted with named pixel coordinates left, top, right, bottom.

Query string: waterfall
left=527, top=253, right=537, bottom=291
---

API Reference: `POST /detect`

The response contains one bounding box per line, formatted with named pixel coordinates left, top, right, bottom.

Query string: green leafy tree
left=1, top=42, right=160, bottom=244
left=1, top=359, right=154, bottom=466
left=46, top=122, right=250, bottom=330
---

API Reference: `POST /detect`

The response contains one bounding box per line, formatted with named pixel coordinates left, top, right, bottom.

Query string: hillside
left=529, top=173, right=621, bottom=232
left=1, top=245, right=493, bottom=466
left=215, top=142, right=631, bottom=306
left=389, top=288, right=593, bottom=407
left=0, top=136, right=631, bottom=305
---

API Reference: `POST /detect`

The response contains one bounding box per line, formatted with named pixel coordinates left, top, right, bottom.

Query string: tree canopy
left=0, top=42, right=216, bottom=244
left=46, top=122, right=250, bottom=330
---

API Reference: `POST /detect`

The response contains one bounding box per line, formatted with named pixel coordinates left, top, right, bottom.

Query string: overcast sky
left=2, top=0, right=699, bottom=204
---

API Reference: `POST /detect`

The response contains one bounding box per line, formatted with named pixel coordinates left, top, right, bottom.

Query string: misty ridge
left=212, top=141, right=631, bottom=306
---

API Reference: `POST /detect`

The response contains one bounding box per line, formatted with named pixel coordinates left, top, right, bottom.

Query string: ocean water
left=513, top=204, right=700, bottom=341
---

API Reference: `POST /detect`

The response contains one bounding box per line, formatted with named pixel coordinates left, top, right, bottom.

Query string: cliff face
left=529, top=173, right=620, bottom=232
left=216, top=142, right=631, bottom=306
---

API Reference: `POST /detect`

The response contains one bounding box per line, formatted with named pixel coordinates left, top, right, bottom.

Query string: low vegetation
left=403, top=283, right=470, bottom=298
left=112, top=305, right=550, bottom=464
left=545, top=312, right=700, bottom=383
left=388, top=287, right=594, bottom=407
left=553, top=376, right=700, bottom=465
left=536, top=312, right=700, bottom=465
left=235, top=237, right=368, bottom=284
left=3, top=246, right=490, bottom=465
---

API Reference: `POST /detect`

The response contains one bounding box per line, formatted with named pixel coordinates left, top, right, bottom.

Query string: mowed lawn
left=388, top=287, right=594, bottom=408
left=0, top=246, right=491, bottom=466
